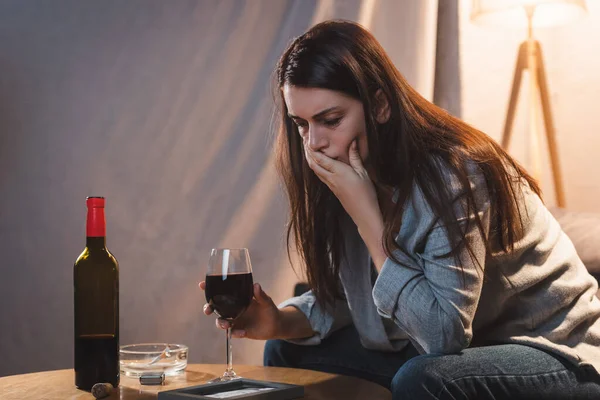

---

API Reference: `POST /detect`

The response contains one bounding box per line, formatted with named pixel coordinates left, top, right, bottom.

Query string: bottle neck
left=86, top=207, right=106, bottom=249
left=86, top=236, right=107, bottom=249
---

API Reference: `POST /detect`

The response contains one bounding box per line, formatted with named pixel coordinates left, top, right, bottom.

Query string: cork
left=91, top=383, right=114, bottom=399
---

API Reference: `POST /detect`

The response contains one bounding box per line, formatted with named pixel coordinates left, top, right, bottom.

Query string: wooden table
left=0, top=364, right=391, bottom=399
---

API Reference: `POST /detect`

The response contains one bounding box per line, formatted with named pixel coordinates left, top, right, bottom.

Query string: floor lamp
left=471, top=0, right=588, bottom=208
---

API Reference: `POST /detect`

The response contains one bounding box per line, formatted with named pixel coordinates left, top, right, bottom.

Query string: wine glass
left=205, top=248, right=254, bottom=382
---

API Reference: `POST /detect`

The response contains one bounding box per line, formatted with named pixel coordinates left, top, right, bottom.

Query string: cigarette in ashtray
left=91, top=382, right=114, bottom=399
left=148, top=344, right=172, bottom=365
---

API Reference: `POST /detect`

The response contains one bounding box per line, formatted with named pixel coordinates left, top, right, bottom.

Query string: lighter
left=139, top=372, right=166, bottom=385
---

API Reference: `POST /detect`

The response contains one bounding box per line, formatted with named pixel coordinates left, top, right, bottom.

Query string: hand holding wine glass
left=200, top=280, right=281, bottom=340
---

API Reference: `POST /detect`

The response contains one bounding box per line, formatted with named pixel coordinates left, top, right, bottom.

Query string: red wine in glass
left=205, top=248, right=253, bottom=382
left=205, top=272, right=253, bottom=320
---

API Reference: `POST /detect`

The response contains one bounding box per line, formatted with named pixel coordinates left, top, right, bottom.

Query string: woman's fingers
left=200, top=282, right=213, bottom=315
left=200, top=282, right=212, bottom=315
left=253, top=283, right=272, bottom=305
left=304, top=148, right=316, bottom=170
left=348, top=140, right=363, bottom=169
left=216, top=318, right=231, bottom=330
left=305, top=149, right=332, bottom=182
left=230, top=329, right=246, bottom=338
left=310, top=150, right=335, bottom=173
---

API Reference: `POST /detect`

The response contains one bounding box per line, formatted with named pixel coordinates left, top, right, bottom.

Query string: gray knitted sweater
left=279, top=162, right=600, bottom=373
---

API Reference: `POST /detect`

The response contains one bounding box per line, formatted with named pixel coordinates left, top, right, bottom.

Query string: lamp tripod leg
left=501, top=42, right=528, bottom=149
left=501, top=40, right=566, bottom=208
left=535, top=41, right=566, bottom=207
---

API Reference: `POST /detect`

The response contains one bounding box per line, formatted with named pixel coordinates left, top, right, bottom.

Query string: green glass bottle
left=74, top=196, right=119, bottom=390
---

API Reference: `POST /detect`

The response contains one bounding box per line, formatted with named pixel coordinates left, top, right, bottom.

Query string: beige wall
left=458, top=0, right=600, bottom=213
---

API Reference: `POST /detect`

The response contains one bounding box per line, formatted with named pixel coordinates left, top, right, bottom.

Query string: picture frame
left=157, top=378, right=304, bottom=400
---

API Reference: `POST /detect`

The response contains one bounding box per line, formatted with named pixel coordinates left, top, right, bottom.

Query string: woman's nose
left=307, top=126, right=328, bottom=152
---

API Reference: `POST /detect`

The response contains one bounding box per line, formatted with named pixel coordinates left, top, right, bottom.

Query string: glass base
left=208, top=370, right=240, bottom=383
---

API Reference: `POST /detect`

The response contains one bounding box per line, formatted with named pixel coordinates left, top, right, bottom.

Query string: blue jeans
left=263, top=325, right=600, bottom=399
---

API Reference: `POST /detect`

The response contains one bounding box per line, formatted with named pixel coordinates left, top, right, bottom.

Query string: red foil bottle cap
left=86, top=196, right=106, bottom=237
left=87, top=196, right=105, bottom=208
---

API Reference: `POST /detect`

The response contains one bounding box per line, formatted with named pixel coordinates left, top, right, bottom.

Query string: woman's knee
left=391, top=355, right=449, bottom=400
left=263, top=339, right=298, bottom=367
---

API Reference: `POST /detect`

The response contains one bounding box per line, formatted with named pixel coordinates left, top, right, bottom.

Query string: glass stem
left=225, top=326, right=233, bottom=375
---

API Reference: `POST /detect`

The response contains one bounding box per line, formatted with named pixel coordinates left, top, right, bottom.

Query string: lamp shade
left=471, top=0, right=587, bottom=27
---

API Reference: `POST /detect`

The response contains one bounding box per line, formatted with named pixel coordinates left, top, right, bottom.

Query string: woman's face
left=283, top=84, right=369, bottom=166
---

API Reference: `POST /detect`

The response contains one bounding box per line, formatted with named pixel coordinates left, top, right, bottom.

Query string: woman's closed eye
left=291, top=116, right=342, bottom=132
left=322, top=117, right=342, bottom=128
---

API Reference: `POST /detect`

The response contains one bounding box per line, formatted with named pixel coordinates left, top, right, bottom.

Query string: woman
left=200, top=20, right=600, bottom=399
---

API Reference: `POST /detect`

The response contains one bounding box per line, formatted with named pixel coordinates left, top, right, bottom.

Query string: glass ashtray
left=119, top=343, right=188, bottom=377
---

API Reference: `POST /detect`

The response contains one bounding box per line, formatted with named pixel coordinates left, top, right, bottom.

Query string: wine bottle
left=74, top=196, right=119, bottom=390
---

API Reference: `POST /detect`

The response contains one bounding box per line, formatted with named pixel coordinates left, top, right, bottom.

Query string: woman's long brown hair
left=273, top=20, right=540, bottom=308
